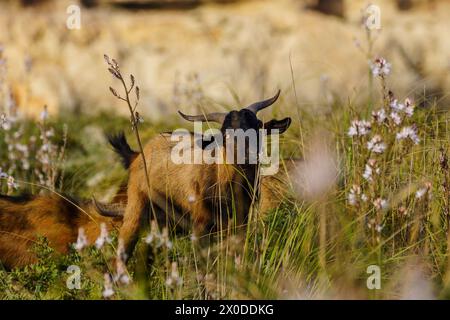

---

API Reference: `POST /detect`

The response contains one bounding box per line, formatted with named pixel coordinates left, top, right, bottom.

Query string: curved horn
left=178, top=111, right=227, bottom=124
left=245, top=90, right=281, bottom=114
left=92, top=197, right=124, bottom=218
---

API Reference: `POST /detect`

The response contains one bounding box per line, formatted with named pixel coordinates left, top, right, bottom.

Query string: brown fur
left=117, top=137, right=297, bottom=259
left=117, top=134, right=258, bottom=258
left=0, top=194, right=122, bottom=269
left=113, top=92, right=291, bottom=260
left=114, top=157, right=302, bottom=220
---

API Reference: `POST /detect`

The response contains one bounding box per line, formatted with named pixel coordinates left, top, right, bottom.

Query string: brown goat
left=0, top=194, right=122, bottom=269
left=107, top=91, right=292, bottom=260
left=108, top=157, right=302, bottom=222
left=110, top=157, right=301, bottom=220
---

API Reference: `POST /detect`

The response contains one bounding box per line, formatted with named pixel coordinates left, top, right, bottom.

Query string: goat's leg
left=118, top=184, right=147, bottom=261
left=191, top=198, right=214, bottom=245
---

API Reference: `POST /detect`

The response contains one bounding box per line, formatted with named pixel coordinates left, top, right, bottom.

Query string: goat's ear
left=264, top=117, right=292, bottom=134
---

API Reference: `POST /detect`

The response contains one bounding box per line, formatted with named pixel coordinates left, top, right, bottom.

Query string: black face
left=218, top=109, right=292, bottom=164
left=219, top=109, right=263, bottom=167
left=191, top=100, right=291, bottom=165
left=220, top=109, right=262, bottom=133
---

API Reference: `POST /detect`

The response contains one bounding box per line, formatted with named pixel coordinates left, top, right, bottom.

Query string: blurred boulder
left=20, top=0, right=49, bottom=6
left=397, top=0, right=413, bottom=10
left=0, top=0, right=449, bottom=119
left=313, top=0, right=345, bottom=18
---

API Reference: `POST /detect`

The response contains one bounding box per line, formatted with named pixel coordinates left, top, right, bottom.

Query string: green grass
left=0, top=86, right=449, bottom=299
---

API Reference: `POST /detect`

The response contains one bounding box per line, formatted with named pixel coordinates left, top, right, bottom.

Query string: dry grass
left=0, top=0, right=449, bottom=300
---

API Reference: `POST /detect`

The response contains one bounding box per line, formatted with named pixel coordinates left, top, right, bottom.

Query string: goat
left=0, top=193, right=123, bottom=269
left=110, top=157, right=302, bottom=221
left=107, top=90, right=292, bottom=260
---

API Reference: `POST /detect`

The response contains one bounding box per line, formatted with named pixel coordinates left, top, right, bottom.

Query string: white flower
left=367, top=135, right=386, bottom=153
left=95, top=223, right=112, bottom=249
left=390, top=99, right=405, bottom=112
left=114, top=259, right=131, bottom=285
left=146, top=225, right=173, bottom=250
left=404, top=98, right=415, bottom=117
left=373, top=198, right=388, bottom=210
left=188, top=195, right=196, bottom=203
left=144, top=233, right=155, bottom=245
left=363, top=159, right=379, bottom=182
left=347, top=126, right=357, bottom=137
left=102, top=273, right=115, bottom=299
left=144, top=220, right=160, bottom=246
left=7, top=176, right=18, bottom=190
left=375, top=224, right=384, bottom=233
left=0, top=168, right=8, bottom=179
left=371, top=58, right=391, bottom=77
left=363, top=164, right=373, bottom=181
left=45, top=128, right=54, bottom=137
left=415, top=182, right=432, bottom=200
left=415, top=188, right=427, bottom=199
left=348, top=120, right=371, bottom=137
left=159, top=228, right=173, bottom=250
left=348, top=185, right=361, bottom=206
left=391, top=97, right=415, bottom=119
left=1, top=114, right=11, bottom=131
left=0, top=113, right=6, bottom=125
left=390, top=112, right=402, bottom=126
left=114, top=239, right=131, bottom=285
left=372, top=108, right=387, bottom=124
left=74, top=227, right=88, bottom=251
left=396, top=126, right=420, bottom=145
left=348, top=193, right=357, bottom=206
left=166, top=262, right=183, bottom=288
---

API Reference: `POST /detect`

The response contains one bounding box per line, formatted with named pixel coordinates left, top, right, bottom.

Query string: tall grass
left=0, top=30, right=449, bottom=299
left=1, top=61, right=448, bottom=299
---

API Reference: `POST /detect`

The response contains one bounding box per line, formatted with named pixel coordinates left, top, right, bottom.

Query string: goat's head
left=178, top=90, right=291, bottom=165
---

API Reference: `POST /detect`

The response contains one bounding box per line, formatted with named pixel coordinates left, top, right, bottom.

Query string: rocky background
left=0, top=0, right=449, bottom=120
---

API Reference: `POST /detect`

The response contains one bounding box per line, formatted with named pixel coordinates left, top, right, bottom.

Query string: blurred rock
left=0, top=0, right=449, bottom=119
left=313, top=0, right=345, bottom=18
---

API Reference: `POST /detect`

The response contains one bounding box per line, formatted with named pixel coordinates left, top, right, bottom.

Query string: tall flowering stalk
left=347, top=57, right=423, bottom=247
left=34, top=106, right=68, bottom=191
left=0, top=116, right=23, bottom=194
left=104, top=55, right=153, bottom=215
left=0, top=45, right=19, bottom=194
left=104, top=55, right=161, bottom=288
